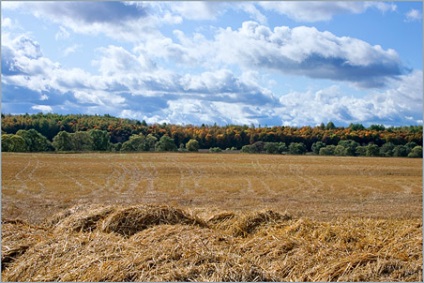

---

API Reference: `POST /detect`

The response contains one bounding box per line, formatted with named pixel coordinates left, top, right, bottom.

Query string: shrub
left=288, top=142, right=306, bottom=155
left=186, top=139, right=199, bottom=152
left=312, top=141, right=326, bottom=155
left=319, top=145, right=336, bottom=156
left=392, top=145, right=408, bottom=157
left=366, top=144, right=380, bottom=157
left=155, top=136, right=177, bottom=152
left=408, top=146, right=423, bottom=158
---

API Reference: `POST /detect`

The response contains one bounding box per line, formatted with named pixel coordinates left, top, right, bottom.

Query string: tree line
left=1, top=113, right=422, bottom=157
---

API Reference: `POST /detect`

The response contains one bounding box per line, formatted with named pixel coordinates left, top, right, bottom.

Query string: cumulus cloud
left=166, top=2, right=224, bottom=21
left=31, top=105, right=53, bottom=113
left=213, top=21, right=405, bottom=88
left=275, top=70, right=423, bottom=126
left=7, top=2, right=160, bottom=42
left=258, top=1, right=396, bottom=22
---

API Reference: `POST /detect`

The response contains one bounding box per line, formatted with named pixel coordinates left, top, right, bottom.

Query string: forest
left=1, top=113, right=422, bottom=157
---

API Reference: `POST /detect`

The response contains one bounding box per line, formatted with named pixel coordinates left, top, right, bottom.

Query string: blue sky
left=1, top=1, right=422, bottom=127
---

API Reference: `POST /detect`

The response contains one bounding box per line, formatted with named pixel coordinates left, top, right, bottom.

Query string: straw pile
left=2, top=204, right=422, bottom=282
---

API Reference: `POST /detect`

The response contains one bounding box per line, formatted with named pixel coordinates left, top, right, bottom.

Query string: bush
left=319, top=145, right=336, bottom=156
left=209, top=147, right=222, bottom=153
left=355, top=146, right=367, bottom=156
left=379, top=142, right=395, bottom=157
left=288, top=142, right=306, bottom=155
left=311, top=141, right=326, bottom=155
left=337, top=140, right=359, bottom=156
left=155, top=136, right=177, bottom=152
left=366, top=144, right=380, bottom=157
left=408, top=146, right=422, bottom=158
left=334, top=145, right=346, bottom=156
left=392, top=145, right=408, bottom=157
left=186, top=139, right=199, bottom=152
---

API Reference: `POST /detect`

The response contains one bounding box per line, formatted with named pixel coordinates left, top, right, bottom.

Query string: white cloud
left=1, top=17, right=13, bottom=28
left=213, top=21, right=404, bottom=87
left=168, top=2, right=224, bottom=21
left=55, top=26, right=70, bottom=40
left=405, top=9, right=422, bottom=22
left=31, top=105, right=53, bottom=113
left=63, top=44, right=81, bottom=57
left=275, top=70, right=423, bottom=126
left=258, top=1, right=396, bottom=22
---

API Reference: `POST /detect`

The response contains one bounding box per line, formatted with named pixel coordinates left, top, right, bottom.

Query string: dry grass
left=1, top=153, right=422, bottom=281
left=1, top=204, right=422, bottom=282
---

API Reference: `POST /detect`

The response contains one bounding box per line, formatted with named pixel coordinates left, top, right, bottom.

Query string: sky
left=1, top=1, right=423, bottom=127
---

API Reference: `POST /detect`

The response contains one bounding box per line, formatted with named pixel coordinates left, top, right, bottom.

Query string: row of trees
left=1, top=128, right=201, bottom=154
left=2, top=114, right=422, bottom=151
left=2, top=128, right=422, bottom=158
left=241, top=140, right=422, bottom=158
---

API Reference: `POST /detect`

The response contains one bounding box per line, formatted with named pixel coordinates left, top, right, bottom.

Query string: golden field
left=1, top=152, right=423, bottom=281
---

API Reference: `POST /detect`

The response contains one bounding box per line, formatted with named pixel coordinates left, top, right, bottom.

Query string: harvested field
left=1, top=153, right=423, bottom=281
left=2, top=153, right=422, bottom=222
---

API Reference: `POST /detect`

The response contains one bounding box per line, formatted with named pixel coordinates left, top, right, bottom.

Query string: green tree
left=186, top=139, right=199, bottom=152
left=155, top=135, right=177, bottom=152
left=334, top=145, right=346, bottom=156
left=405, top=142, right=418, bottom=151
left=311, top=141, right=326, bottom=155
left=52, top=131, right=73, bottom=151
left=366, top=144, right=380, bottom=157
left=89, top=129, right=110, bottom=151
left=71, top=131, right=94, bottom=151
left=264, top=142, right=277, bottom=154
left=349, top=123, right=365, bottom=130
left=121, top=135, right=146, bottom=152
left=277, top=142, right=288, bottom=153
left=145, top=134, right=158, bottom=151
left=326, top=121, right=336, bottom=130
left=319, top=145, right=336, bottom=156
left=16, top=129, right=53, bottom=152
left=408, top=146, right=422, bottom=158
left=241, top=144, right=255, bottom=153
left=338, top=140, right=359, bottom=156
left=1, top=134, right=27, bottom=152
left=379, top=142, right=395, bottom=157
left=392, top=145, right=408, bottom=157
left=355, top=146, right=367, bottom=156
left=288, top=142, right=306, bottom=155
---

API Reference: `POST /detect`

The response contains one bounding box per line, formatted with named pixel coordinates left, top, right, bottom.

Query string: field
left=1, top=152, right=423, bottom=281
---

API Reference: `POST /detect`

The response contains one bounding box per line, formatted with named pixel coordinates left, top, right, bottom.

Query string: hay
left=2, top=205, right=422, bottom=282
left=231, top=209, right=292, bottom=237
left=101, top=205, right=207, bottom=237
left=50, top=205, right=117, bottom=233
left=1, top=222, right=49, bottom=271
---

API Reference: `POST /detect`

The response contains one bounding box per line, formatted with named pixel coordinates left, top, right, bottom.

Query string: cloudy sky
left=1, top=1, right=422, bottom=127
